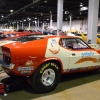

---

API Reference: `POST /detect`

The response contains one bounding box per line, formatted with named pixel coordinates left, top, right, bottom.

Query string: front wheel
left=29, top=61, right=60, bottom=93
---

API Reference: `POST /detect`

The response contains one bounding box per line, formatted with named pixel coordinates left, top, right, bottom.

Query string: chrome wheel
left=41, top=68, right=55, bottom=86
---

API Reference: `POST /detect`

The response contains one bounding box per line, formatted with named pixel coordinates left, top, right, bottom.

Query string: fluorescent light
left=80, top=3, right=83, bottom=7
left=10, top=10, right=13, bottom=12
left=80, top=7, right=88, bottom=11
left=1, top=15, right=4, bottom=17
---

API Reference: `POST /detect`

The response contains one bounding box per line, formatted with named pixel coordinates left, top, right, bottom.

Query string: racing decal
left=51, top=39, right=57, bottom=44
left=82, top=52, right=94, bottom=58
left=49, top=48, right=60, bottom=54
left=75, top=57, right=98, bottom=64
left=25, top=60, right=33, bottom=66
left=40, top=63, right=58, bottom=74
left=17, top=66, right=34, bottom=71
left=21, top=70, right=31, bottom=74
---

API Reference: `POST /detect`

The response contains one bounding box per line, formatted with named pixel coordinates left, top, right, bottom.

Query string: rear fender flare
left=37, top=57, right=63, bottom=73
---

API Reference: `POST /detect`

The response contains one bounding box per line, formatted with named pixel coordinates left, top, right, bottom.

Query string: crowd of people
left=43, top=26, right=75, bottom=36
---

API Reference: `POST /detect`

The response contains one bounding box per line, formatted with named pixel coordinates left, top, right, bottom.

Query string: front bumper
left=0, top=60, right=15, bottom=70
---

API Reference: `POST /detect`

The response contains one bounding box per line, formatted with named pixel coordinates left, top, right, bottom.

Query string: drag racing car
left=0, top=35, right=100, bottom=93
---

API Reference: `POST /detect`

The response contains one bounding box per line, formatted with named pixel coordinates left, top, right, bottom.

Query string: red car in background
left=0, top=32, right=31, bottom=40
left=0, top=32, right=42, bottom=40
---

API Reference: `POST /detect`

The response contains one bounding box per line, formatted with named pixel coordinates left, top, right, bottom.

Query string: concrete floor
left=0, top=70, right=100, bottom=100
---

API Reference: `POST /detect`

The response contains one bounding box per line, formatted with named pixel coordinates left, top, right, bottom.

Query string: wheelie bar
left=0, top=77, right=29, bottom=96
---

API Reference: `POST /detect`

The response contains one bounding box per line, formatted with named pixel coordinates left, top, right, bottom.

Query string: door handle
left=72, top=53, right=75, bottom=56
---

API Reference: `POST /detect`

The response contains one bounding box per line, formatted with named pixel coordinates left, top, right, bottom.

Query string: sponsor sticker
left=82, top=52, right=94, bottom=58
left=17, top=66, right=34, bottom=71
left=51, top=39, right=57, bottom=43
left=21, top=70, right=31, bottom=74
left=75, top=57, right=98, bottom=64
left=26, top=60, right=33, bottom=66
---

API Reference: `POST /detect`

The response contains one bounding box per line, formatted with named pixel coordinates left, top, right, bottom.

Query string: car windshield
left=12, top=35, right=44, bottom=42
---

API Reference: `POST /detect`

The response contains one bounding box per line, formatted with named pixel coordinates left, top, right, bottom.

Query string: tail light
left=2, top=47, right=11, bottom=65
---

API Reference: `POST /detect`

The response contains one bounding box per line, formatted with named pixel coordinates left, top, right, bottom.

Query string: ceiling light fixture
left=80, top=7, right=88, bottom=11
left=65, top=11, right=69, bottom=14
left=29, top=18, right=31, bottom=20
left=10, top=10, right=13, bottom=13
left=44, top=0, right=47, bottom=3
left=80, top=3, right=83, bottom=7
left=1, top=15, right=4, bottom=18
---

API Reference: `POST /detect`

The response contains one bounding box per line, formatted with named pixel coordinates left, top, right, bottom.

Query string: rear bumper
left=0, top=60, right=15, bottom=70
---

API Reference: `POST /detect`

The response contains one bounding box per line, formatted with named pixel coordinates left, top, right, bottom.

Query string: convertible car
left=0, top=35, right=100, bottom=93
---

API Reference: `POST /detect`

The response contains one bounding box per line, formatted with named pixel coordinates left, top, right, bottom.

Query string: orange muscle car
left=0, top=35, right=100, bottom=93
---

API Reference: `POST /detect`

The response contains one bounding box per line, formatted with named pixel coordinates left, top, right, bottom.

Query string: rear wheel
left=29, top=61, right=60, bottom=93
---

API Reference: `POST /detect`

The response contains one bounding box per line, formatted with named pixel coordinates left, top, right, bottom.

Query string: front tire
left=29, top=61, right=60, bottom=93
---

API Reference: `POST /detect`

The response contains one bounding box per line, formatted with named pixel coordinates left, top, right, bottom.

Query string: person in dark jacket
left=43, top=26, right=50, bottom=35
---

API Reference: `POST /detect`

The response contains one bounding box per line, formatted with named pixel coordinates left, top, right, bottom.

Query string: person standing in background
left=58, top=29, right=62, bottom=35
left=43, top=26, right=50, bottom=35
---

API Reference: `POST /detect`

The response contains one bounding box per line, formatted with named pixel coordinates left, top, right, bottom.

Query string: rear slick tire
left=29, top=61, right=60, bottom=93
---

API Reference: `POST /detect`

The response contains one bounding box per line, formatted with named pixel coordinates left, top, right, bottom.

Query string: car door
left=45, top=37, right=70, bottom=70
left=68, top=38, right=100, bottom=69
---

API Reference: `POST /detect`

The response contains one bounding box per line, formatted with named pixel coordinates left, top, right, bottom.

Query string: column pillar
left=22, top=22, right=24, bottom=30
left=57, top=0, right=63, bottom=34
left=38, top=19, right=39, bottom=29
left=29, top=22, right=30, bottom=30
left=69, top=15, right=72, bottom=33
left=87, top=0, right=99, bottom=43
left=50, top=11, right=53, bottom=29
left=17, top=22, right=19, bottom=30
left=42, top=23, right=44, bottom=33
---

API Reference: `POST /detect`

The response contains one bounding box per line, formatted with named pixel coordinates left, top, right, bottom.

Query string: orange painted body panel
left=2, top=38, right=48, bottom=76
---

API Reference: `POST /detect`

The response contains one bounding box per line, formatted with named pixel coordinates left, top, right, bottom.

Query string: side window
left=59, top=38, right=76, bottom=49
left=59, top=38, right=90, bottom=49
